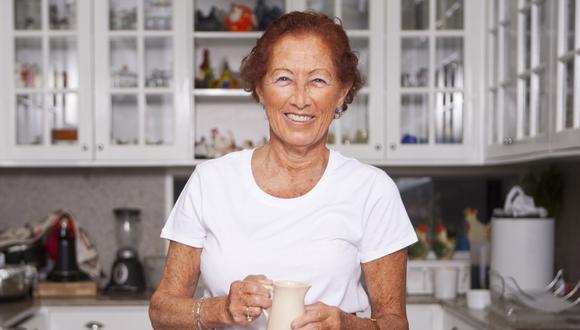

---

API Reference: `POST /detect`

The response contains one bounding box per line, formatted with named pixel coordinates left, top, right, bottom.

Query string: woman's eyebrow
left=270, top=68, right=293, bottom=74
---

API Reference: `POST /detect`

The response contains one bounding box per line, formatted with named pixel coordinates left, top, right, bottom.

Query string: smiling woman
left=150, top=11, right=417, bottom=330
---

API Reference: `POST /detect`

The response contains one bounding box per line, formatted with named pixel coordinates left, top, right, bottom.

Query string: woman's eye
left=313, top=78, right=327, bottom=84
left=276, top=76, right=290, bottom=82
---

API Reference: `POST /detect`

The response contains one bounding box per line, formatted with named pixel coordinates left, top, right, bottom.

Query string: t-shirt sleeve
left=160, top=168, right=206, bottom=248
left=358, top=172, right=418, bottom=263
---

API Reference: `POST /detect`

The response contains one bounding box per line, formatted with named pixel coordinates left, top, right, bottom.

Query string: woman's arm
left=149, top=241, right=231, bottom=329
left=359, top=248, right=409, bottom=329
left=149, top=241, right=272, bottom=329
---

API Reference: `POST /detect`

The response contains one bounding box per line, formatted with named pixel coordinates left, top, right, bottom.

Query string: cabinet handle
left=451, top=327, right=458, bottom=330
left=503, top=137, right=514, bottom=145
left=390, top=143, right=396, bottom=150
left=85, top=321, right=104, bottom=329
left=375, top=144, right=382, bottom=151
left=81, top=144, right=88, bottom=151
left=97, top=144, right=104, bottom=151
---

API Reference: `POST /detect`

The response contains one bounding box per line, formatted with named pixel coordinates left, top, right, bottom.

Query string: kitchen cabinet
left=93, top=0, right=190, bottom=161
left=384, top=0, right=485, bottom=164
left=552, top=0, right=580, bottom=151
left=16, top=305, right=152, bottom=330
left=407, top=304, right=444, bottom=330
left=0, top=0, right=93, bottom=161
left=485, top=0, right=552, bottom=160
left=191, top=0, right=385, bottom=161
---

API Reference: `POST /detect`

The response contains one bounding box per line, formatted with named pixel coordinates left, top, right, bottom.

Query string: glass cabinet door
left=4, top=0, right=91, bottom=160
left=386, top=0, right=474, bottom=161
left=94, top=0, right=188, bottom=160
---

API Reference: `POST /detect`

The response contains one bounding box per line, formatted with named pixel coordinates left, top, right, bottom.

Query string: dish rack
left=489, top=269, right=580, bottom=326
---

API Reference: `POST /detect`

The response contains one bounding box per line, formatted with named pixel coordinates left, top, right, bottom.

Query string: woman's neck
left=257, top=138, right=329, bottom=176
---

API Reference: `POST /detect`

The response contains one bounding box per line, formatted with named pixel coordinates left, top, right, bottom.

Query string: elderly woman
left=150, top=11, right=417, bottom=330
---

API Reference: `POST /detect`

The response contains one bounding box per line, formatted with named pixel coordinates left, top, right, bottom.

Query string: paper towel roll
left=491, top=217, right=554, bottom=290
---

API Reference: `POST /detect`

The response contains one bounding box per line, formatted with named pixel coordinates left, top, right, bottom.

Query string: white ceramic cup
left=467, top=289, right=491, bottom=309
left=433, top=267, right=458, bottom=300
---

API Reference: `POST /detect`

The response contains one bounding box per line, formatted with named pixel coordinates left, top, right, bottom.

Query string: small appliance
left=47, top=213, right=89, bottom=282
left=106, top=208, right=145, bottom=294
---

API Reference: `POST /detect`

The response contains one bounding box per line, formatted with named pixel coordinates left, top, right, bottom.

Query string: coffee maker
left=106, top=208, right=145, bottom=293
left=47, top=213, right=89, bottom=282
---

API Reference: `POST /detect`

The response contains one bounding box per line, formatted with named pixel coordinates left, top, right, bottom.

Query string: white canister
left=433, top=267, right=458, bottom=300
left=491, top=217, right=554, bottom=290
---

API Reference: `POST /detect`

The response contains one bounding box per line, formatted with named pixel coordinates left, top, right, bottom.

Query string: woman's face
left=256, top=33, right=350, bottom=149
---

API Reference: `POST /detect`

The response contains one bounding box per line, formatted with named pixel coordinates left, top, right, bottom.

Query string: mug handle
left=261, top=283, right=274, bottom=320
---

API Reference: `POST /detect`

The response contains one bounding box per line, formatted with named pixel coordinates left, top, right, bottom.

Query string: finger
left=242, top=280, right=272, bottom=297
left=305, top=302, right=327, bottom=311
left=244, top=274, right=270, bottom=283
left=291, top=308, right=324, bottom=329
left=293, top=323, right=321, bottom=330
left=243, top=293, right=272, bottom=309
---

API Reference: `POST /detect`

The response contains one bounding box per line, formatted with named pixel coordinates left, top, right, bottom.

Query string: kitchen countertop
left=2, top=294, right=580, bottom=330
left=0, top=294, right=150, bottom=328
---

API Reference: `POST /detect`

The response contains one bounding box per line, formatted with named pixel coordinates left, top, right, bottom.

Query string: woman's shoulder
left=195, top=149, right=251, bottom=177
left=330, top=149, right=398, bottom=193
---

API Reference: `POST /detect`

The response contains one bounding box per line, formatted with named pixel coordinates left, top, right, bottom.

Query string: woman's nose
left=290, top=84, right=311, bottom=110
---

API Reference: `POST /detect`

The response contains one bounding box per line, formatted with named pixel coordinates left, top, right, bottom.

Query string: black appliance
left=106, top=208, right=145, bottom=294
left=47, top=213, right=89, bottom=282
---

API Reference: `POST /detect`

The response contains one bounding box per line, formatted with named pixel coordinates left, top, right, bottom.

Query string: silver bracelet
left=194, top=297, right=209, bottom=330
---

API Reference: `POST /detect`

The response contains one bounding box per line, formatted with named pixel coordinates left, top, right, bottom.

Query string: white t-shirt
left=161, top=149, right=417, bottom=330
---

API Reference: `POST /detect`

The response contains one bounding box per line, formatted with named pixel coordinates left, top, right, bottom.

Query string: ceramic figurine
left=254, top=0, right=283, bottom=30
left=195, top=6, right=225, bottom=31
left=433, top=224, right=455, bottom=260
left=225, top=4, right=255, bottom=32
left=215, top=60, right=240, bottom=89
left=465, top=208, right=490, bottom=243
left=194, top=136, right=209, bottom=159
left=408, top=224, right=430, bottom=260
left=195, top=49, right=216, bottom=88
left=208, top=128, right=235, bottom=158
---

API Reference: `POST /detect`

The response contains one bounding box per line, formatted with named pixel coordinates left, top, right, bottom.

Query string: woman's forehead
left=268, top=34, right=335, bottom=72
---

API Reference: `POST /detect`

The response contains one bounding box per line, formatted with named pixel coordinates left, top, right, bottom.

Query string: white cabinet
left=552, top=0, right=580, bottom=151
left=93, top=0, right=191, bottom=161
left=485, top=0, right=552, bottom=160
left=17, top=306, right=152, bottom=330
left=0, top=0, right=93, bottom=161
left=384, top=0, right=485, bottom=164
left=407, top=304, right=444, bottom=330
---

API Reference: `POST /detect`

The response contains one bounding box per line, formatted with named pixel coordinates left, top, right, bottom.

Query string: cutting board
left=34, top=280, right=98, bottom=297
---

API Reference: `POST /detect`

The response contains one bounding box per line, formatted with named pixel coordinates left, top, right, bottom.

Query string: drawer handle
left=85, top=321, right=104, bottom=329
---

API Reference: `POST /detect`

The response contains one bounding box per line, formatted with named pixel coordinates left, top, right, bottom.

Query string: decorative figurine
left=195, top=6, right=226, bottom=31
left=408, top=224, right=430, bottom=260
left=224, top=4, right=255, bottom=32
left=215, top=60, right=240, bottom=89
left=195, top=49, right=216, bottom=88
left=254, top=0, right=283, bottom=31
left=433, top=224, right=456, bottom=260
left=208, top=128, right=235, bottom=158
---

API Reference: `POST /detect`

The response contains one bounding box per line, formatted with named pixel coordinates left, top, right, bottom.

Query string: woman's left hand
left=290, top=302, right=346, bottom=330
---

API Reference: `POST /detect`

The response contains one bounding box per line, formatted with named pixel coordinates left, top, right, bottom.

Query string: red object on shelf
left=224, top=4, right=255, bottom=32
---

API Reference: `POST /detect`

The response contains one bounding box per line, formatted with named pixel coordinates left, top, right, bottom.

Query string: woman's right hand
left=225, top=274, right=273, bottom=325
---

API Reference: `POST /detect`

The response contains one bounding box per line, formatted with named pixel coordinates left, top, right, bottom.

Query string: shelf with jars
left=93, top=0, right=190, bottom=161
left=0, top=0, right=93, bottom=161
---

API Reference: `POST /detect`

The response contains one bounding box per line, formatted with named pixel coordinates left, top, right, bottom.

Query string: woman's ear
left=336, top=82, right=352, bottom=109
left=256, top=85, right=265, bottom=104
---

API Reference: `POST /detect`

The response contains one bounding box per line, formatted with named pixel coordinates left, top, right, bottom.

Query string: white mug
left=433, top=267, right=458, bottom=300
left=262, top=281, right=310, bottom=330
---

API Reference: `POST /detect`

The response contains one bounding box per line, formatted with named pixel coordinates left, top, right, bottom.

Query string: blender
left=106, top=208, right=146, bottom=294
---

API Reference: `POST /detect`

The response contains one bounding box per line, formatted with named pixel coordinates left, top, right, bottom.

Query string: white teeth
left=286, top=113, right=313, bottom=122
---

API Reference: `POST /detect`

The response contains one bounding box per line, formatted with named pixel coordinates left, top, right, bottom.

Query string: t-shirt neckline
left=245, top=148, right=336, bottom=205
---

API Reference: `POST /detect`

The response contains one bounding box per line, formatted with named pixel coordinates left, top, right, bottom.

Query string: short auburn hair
left=240, top=11, right=363, bottom=111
